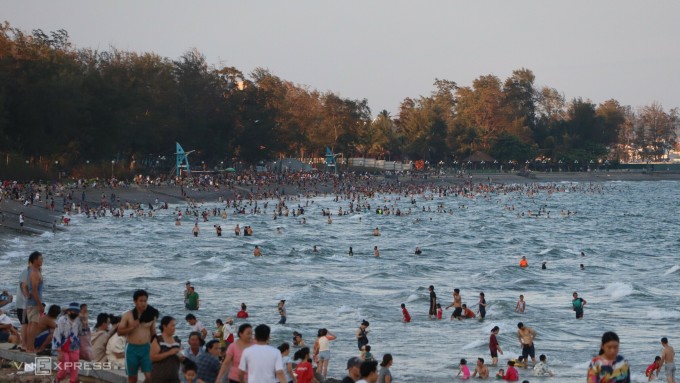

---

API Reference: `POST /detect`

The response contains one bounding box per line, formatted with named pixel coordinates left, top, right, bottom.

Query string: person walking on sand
left=572, top=292, right=587, bottom=319
left=661, top=337, right=676, bottom=383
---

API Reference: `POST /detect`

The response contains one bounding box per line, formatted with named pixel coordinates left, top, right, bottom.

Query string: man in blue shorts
left=117, top=290, right=158, bottom=383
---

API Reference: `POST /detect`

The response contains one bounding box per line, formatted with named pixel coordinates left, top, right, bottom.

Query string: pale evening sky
left=2, top=1, right=679, bottom=116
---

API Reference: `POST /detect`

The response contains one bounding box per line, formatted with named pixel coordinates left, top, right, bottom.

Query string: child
left=495, top=369, right=504, bottom=380
left=436, top=303, right=443, bottom=320
left=462, top=304, right=476, bottom=319
left=181, top=359, right=204, bottom=383
left=502, top=360, right=519, bottom=381
left=515, top=295, right=525, bottom=314
left=510, top=356, right=526, bottom=368
left=490, top=326, right=503, bottom=366
left=457, top=358, right=471, bottom=380
left=401, top=303, right=411, bottom=323
left=645, top=356, right=662, bottom=381
left=361, top=345, right=374, bottom=361
left=293, top=347, right=319, bottom=383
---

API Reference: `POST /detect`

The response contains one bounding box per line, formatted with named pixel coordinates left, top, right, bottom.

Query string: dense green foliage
left=0, top=23, right=677, bottom=174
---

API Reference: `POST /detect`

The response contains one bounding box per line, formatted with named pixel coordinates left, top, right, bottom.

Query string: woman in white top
left=313, top=328, right=336, bottom=381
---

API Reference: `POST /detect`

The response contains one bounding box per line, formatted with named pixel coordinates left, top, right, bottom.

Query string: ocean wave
left=664, top=265, right=680, bottom=275
left=603, top=282, right=634, bottom=300
left=646, top=309, right=680, bottom=320
left=462, top=339, right=487, bottom=350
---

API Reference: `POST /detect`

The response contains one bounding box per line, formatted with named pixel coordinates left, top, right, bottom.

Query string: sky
left=2, top=1, right=679, bottom=116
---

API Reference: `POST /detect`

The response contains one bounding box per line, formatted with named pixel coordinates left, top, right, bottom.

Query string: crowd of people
left=1, top=173, right=676, bottom=383
left=1, top=249, right=677, bottom=383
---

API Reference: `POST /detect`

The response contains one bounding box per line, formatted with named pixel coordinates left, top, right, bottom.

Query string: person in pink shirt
left=457, top=358, right=471, bottom=379
left=215, top=323, right=252, bottom=383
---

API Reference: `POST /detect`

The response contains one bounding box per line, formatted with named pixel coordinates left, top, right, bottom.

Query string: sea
left=1, top=180, right=679, bottom=383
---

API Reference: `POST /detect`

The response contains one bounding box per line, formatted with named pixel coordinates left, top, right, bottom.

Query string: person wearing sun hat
left=52, top=302, right=83, bottom=383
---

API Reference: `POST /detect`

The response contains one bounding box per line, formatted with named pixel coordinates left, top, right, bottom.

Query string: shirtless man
left=517, top=322, right=537, bottom=367
left=661, top=337, right=676, bottom=383
left=446, top=289, right=462, bottom=320
left=118, top=290, right=158, bottom=383
left=471, top=358, right=490, bottom=379
left=253, top=245, right=262, bottom=257
left=33, top=304, right=60, bottom=353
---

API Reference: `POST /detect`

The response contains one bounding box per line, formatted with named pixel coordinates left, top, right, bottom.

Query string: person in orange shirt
left=519, top=256, right=528, bottom=268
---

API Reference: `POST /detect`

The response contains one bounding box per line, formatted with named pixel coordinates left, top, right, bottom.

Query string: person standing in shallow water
left=660, top=337, right=676, bottom=383
left=192, top=223, right=199, bottom=237
left=587, top=331, right=631, bottom=383
left=428, top=285, right=437, bottom=320
left=356, top=320, right=369, bottom=350
left=572, top=292, right=587, bottom=319
left=478, top=292, right=487, bottom=319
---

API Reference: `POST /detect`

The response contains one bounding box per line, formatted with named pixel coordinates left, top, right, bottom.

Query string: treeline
left=0, top=22, right=678, bottom=174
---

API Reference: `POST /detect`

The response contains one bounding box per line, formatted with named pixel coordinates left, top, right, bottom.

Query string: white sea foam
left=603, top=282, right=634, bottom=300
left=462, top=339, right=486, bottom=350
left=539, top=248, right=553, bottom=255
left=664, top=265, right=680, bottom=275
left=646, top=309, right=680, bottom=320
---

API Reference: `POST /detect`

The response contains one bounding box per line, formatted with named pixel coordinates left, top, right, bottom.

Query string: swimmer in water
left=313, top=245, right=318, bottom=252
left=373, top=227, right=379, bottom=236
left=253, top=245, right=262, bottom=257
left=374, top=246, right=379, bottom=257
left=519, top=256, right=528, bottom=268
left=515, top=295, right=526, bottom=314
left=348, top=247, right=354, bottom=256
left=541, top=261, right=547, bottom=270
left=414, top=247, right=422, bottom=255
left=580, top=264, right=585, bottom=270
left=192, top=223, right=199, bottom=237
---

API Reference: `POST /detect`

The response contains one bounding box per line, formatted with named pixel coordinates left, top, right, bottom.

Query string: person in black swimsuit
left=428, top=285, right=437, bottom=320
left=356, top=320, right=369, bottom=350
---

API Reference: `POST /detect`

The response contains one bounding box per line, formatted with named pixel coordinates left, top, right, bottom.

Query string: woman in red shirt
left=294, top=347, right=319, bottom=383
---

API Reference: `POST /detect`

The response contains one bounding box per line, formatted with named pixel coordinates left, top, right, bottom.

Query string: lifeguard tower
left=325, top=147, right=339, bottom=174
left=174, top=142, right=195, bottom=178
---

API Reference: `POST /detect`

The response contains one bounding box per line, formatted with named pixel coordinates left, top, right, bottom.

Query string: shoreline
left=1, top=171, right=679, bottom=237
